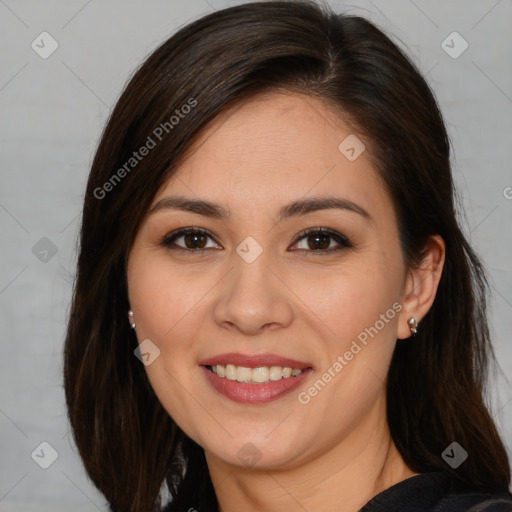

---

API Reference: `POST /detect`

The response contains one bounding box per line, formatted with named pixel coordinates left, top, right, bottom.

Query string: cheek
left=127, top=251, right=212, bottom=344
left=328, top=260, right=402, bottom=381
left=298, top=254, right=402, bottom=349
left=300, top=253, right=403, bottom=417
left=127, top=252, right=211, bottom=438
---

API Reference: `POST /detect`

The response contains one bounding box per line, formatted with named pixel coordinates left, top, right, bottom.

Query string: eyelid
left=160, top=226, right=353, bottom=254
left=160, top=226, right=220, bottom=250
left=292, top=226, right=351, bottom=246
left=290, top=226, right=353, bottom=254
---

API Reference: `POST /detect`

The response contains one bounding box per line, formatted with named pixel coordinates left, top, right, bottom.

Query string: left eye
left=291, top=228, right=352, bottom=254
left=160, top=227, right=352, bottom=254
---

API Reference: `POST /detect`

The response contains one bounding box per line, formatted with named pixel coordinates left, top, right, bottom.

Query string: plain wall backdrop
left=1, top=0, right=511, bottom=510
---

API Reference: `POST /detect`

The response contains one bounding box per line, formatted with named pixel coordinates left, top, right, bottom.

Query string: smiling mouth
left=205, top=364, right=311, bottom=384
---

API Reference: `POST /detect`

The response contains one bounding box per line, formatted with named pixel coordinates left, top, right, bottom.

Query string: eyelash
left=159, top=226, right=353, bottom=256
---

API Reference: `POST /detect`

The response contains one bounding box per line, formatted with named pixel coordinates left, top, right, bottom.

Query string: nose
left=213, top=248, right=294, bottom=336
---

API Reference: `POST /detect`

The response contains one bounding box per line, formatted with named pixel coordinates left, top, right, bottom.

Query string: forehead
left=177, top=91, right=358, bottom=175
left=151, top=91, right=391, bottom=222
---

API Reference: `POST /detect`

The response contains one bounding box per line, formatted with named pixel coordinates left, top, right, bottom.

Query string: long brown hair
left=63, top=1, right=511, bottom=510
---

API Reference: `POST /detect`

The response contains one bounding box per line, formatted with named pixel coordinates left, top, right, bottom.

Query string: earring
left=408, top=317, right=418, bottom=336
left=128, top=310, right=136, bottom=329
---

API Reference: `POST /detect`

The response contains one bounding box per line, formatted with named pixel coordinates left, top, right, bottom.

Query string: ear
left=397, top=235, right=446, bottom=339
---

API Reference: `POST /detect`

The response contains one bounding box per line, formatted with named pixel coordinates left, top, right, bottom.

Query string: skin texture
left=126, top=91, right=445, bottom=512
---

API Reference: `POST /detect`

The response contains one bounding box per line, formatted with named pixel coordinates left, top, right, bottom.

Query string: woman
left=63, top=1, right=512, bottom=511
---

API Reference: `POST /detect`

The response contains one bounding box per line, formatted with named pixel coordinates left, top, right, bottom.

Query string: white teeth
left=236, top=366, right=252, bottom=383
left=269, top=366, right=282, bottom=381
left=225, top=364, right=237, bottom=381
left=208, top=364, right=306, bottom=383
left=251, top=367, right=269, bottom=383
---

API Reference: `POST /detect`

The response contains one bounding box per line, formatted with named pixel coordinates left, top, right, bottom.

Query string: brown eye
left=183, top=232, right=208, bottom=249
left=160, top=228, right=221, bottom=252
left=305, top=233, right=331, bottom=251
left=160, top=226, right=352, bottom=256
left=291, top=228, right=352, bottom=255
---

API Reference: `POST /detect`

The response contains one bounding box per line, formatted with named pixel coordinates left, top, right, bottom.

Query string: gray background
left=1, top=0, right=511, bottom=510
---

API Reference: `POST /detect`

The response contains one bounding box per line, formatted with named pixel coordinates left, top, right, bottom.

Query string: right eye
left=160, top=227, right=222, bottom=253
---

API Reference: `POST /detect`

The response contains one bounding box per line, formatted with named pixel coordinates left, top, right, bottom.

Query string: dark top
left=163, top=471, right=512, bottom=511
left=359, top=471, right=512, bottom=511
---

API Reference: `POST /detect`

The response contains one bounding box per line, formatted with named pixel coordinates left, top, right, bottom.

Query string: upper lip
left=199, top=352, right=312, bottom=369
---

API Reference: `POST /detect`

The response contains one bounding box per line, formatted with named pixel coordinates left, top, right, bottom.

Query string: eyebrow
left=149, top=195, right=371, bottom=221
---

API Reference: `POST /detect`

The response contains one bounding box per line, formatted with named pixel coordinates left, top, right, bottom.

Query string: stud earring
left=408, top=317, right=418, bottom=336
left=128, top=310, right=136, bottom=329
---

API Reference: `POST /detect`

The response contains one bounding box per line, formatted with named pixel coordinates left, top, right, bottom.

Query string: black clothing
left=359, top=471, right=512, bottom=511
left=162, top=471, right=512, bottom=511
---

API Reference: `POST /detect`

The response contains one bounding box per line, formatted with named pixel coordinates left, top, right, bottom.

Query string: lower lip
left=200, top=366, right=313, bottom=404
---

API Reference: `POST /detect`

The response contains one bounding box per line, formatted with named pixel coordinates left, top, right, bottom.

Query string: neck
left=205, top=401, right=418, bottom=512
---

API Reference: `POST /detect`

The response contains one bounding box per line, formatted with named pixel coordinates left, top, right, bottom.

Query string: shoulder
left=435, top=494, right=512, bottom=511
left=431, top=473, right=512, bottom=512
left=360, top=471, right=512, bottom=512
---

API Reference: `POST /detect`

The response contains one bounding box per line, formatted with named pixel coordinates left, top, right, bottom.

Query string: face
left=126, top=91, right=409, bottom=471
